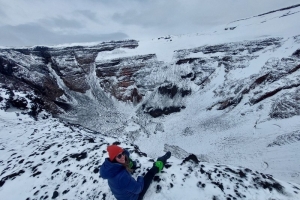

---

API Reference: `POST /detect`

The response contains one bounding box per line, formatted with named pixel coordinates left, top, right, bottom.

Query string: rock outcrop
left=0, top=40, right=138, bottom=114
left=95, top=54, right=159, bottom=102
left=1, top=36, right=300, bottom=122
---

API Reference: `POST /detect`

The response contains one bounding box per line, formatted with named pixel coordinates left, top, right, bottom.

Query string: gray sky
left=0, top=0, right=299, bottom=47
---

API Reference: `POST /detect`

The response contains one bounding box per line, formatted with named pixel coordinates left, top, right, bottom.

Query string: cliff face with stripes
left=1, top=36, right=299, bottom=120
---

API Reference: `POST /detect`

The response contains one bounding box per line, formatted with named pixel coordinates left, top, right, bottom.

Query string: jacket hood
left=100, top=158, right=124, bottom=179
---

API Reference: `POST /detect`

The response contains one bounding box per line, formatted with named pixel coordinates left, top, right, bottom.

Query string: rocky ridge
left=1, top=36, right=299, bottom=123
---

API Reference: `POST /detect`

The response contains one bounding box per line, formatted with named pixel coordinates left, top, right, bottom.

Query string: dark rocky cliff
left=0, top=40, right=138, bottom=114
left=1, top=36, right=300, bottom=128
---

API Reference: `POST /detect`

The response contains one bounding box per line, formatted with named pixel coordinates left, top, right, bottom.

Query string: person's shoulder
left=101, top=158, right=111, bottom=168
left=117, top=168, right=132, bottom=185
left=100, top=158, right=124, bottom=177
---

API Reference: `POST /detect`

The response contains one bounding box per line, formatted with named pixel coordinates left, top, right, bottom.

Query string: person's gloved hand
left=129, top=159, right=137, bottom=169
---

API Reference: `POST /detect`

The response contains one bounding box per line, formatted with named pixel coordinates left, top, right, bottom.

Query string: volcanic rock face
left=0, top=48, right=64, bottom=101
left=0, top=40, right=138, bottom=111
left=142, top=83, right=191, bottom=117
left=267, top=130, right=300, bottom=147
left=190, top=38, right=300, bottom=114
left=269, top=87, right=300, bottom=119
left=1, top=36, right=300, bottom=124
left=95, top=54, right=159, bottom=102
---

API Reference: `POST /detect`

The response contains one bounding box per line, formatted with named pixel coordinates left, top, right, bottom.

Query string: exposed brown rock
left=0, top=40, right=139, bottom=113
left=95, top=54, right=157, bottom=102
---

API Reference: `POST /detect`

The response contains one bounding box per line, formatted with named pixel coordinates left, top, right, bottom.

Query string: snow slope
left=0, top=92, right=300, bottom=200
left=95, top=5, right=300, bottom=64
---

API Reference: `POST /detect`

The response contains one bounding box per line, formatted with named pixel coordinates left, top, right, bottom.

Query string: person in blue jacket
left=100, top=144, right=171, bottom=200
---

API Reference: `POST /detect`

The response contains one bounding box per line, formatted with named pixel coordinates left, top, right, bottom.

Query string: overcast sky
left=0, top=0, right=299, bottom=47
